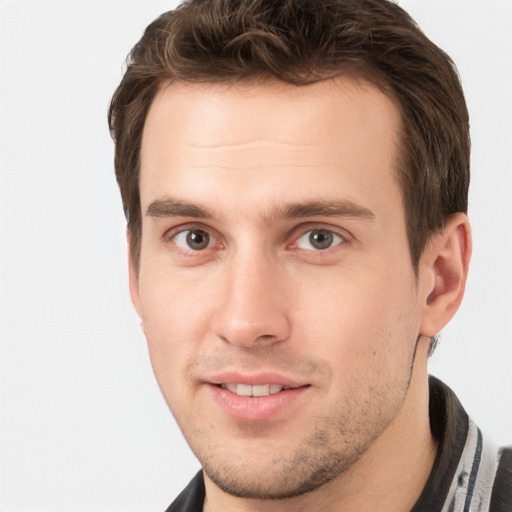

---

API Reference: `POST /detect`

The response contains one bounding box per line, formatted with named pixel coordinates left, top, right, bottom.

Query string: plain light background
left=0, top=1, right=511, bottom=510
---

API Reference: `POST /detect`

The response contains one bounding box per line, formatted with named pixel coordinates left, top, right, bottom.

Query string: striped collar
left=411, top=376, right=502, bottom=512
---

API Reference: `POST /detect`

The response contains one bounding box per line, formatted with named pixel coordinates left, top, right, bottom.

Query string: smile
left=211, top=381, right=310, bottom=421
left=221, top=383, right=288, bottom=397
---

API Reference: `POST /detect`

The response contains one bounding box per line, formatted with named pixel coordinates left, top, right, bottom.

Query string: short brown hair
left=109, top=0, right=469, bottom=276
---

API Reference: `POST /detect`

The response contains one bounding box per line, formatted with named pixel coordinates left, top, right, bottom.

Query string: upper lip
left=206, top=371, right=308, bottom=388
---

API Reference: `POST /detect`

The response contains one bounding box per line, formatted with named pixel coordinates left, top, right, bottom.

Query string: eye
left=296, top=229, right=345, bottom=250
left=173, top=229, right=214, bottom=251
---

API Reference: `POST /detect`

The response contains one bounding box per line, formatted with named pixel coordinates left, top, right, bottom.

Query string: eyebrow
left=146, top=198, right=214, bottom=219
left=145, top=197, right=374, bottom=222
left=279, top=200, right=374, bottom=221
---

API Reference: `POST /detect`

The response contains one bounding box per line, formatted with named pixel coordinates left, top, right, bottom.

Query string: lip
left=207, top=371, right=306, bottom=388
left=205, top=372, right=310, bottom=422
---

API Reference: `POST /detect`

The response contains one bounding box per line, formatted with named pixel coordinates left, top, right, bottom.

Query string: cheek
left=292, top=268, right=420, bottom=373
left=138, top=272, right=214, bottom=388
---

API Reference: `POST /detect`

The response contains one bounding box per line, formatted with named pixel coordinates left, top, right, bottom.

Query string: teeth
left=225, top=383, right=239, bottom=394
left=252, top=384, right=270, bottom=397
left=222, top=383, right=285, bottom=397
left=237, top=384, right=252, bottom=397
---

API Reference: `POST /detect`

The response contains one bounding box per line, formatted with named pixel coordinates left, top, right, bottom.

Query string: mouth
left=219, top=383, right=295, bottom=397
left=210, top=381, right=310, bottom=421
left=206, top=372, right=311, bottom=421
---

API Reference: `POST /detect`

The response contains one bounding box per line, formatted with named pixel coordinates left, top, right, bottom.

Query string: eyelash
left=293, top=228, right=346, bottom=251
left=163, top=224, right=223, bottom=255
left=163, top=223, right=350, bottom=255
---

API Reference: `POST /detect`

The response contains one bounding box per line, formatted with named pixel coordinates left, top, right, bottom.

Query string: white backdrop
left=0, top=1, right=511, bottom=511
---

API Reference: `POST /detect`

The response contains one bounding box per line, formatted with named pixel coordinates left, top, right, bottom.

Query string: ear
left=419, top=213, right=472, bottom=337
left=127, top=229, right=143, bottom=319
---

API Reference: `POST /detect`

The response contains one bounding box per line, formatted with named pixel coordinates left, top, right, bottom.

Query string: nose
left=211, top=250, right=291, bottom=348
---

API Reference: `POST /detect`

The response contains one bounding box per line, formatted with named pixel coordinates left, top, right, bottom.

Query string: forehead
left=142, top=77, right=400, bottom=150
left=139, top=77, right=402, bottom=218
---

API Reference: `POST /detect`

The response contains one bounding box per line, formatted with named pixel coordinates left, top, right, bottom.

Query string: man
left=108, top=0, right=511, bottom=510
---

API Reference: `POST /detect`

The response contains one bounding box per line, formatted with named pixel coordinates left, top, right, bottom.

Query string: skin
left=130, top=77, right=471, bottom=512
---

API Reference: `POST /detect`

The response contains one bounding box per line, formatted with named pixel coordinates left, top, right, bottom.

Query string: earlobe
left=127, top=229, right=143, bottom=318
left=419, top=213, right=472, bottom=337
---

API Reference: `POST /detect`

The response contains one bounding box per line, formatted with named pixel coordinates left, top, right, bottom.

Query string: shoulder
left=489, top=446, right=512, bottom=512
left=164, top=471, right=205, bottom=512
left=413, top=377, right=511, bottom=511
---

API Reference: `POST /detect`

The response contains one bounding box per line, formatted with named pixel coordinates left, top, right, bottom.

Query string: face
left=133, top=78, right=425, bottom=499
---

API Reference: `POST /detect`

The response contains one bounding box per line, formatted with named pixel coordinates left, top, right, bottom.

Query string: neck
left=203, top=338, right=437, bottom=512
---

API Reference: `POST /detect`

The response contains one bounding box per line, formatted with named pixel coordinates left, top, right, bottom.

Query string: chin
left=198, top=427, right=371, bottom=501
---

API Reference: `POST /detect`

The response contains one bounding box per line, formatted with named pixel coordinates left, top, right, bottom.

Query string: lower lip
left=208, top=384, right=309, bottom=422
